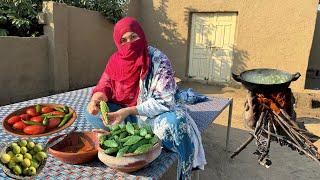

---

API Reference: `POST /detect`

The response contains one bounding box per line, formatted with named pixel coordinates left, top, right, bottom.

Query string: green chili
left=63, top=106, right=69, bottom=114
left=58, top=112, right=73, bottom=127
left=35, top=104, right=41, bottom=113
left=23, top=120, right=42, bottom=126
left=42, top=117, right=49, bottom=126
left=41, top=114, right=64, bottom=119
left=54, top=107, right=65, bottom=113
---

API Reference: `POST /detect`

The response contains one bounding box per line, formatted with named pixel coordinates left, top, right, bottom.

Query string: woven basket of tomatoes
left=2, top=104, right=77, bottom=137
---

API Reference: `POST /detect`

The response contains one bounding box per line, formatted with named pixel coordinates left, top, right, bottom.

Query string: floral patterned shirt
left=136, top=46, right=177, bottom=118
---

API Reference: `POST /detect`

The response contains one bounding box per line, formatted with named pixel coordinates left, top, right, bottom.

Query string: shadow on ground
left=201, top=124, right=320, bottom=180
left=297, top=117, right=320, bottom=124
left=178, top=81, right=241, bottom=95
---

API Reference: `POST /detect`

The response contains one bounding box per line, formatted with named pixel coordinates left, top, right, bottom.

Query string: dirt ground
left=179, top=81, right=320, bottom=180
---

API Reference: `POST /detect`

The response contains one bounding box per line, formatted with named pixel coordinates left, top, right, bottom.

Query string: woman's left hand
left=107, top=108, right=131, bottom=124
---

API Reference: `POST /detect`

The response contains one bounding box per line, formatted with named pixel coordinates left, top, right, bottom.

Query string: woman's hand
left=87, top=92, right=108, bottom=115
left=87, top=101, right=100, bottom=115
left=108, top=107, right=138, bottom=124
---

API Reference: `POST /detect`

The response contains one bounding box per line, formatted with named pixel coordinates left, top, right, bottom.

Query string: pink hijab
left=105, top=17, right=150, bottom=106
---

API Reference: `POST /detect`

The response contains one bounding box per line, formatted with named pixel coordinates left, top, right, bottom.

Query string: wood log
left=230, top=134, right=254, bottom=159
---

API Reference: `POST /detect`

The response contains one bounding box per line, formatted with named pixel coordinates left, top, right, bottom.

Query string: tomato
left=30, top=116, right=44, bottom=123
left=41, top=107, right=54, bottom=114
left=51, top=111, right=65, bottom=116
left=7, top=116, right=21, bottom=125
left=13, top=121, right=27, bottom=130
left=23, top=125, right=46, bottom=135
left=26, top=108, right=39, bottom=117
left=19, top=114, right=31, bottom=120
left=47, top=118, right=61, bottom=129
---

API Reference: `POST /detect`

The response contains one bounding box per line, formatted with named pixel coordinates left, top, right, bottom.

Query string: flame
left=256, top=92, right=286, bottom=114
left=271, top=93, right=286, bottom=108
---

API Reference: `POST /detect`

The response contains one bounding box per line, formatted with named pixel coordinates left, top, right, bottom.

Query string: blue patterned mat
left=0, top=87, right=231, bottom=179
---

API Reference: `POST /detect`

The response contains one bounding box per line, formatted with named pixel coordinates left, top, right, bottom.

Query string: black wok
left=232, top=68, right=301, bottom=92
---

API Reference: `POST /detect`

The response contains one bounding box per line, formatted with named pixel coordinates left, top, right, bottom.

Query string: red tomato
left=23, top=125, right=46, bottom=135
left=13, top=121, right=27, bottom=130
left=30, top=116, right=44, bottom=123
left=7, top=116, right=21, bottom=125
left=19, top=114, right=31, bottom=120
left=47, top=118, right=61, bottom=129
left=26, top=108, right=39, bottom=117
left=41, top=107, right=54, bottom=114
left=51, top=111, right=65, bottom=116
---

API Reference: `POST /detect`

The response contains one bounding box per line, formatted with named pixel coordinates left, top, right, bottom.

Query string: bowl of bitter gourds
left=97, top=122, right=162, bottom=173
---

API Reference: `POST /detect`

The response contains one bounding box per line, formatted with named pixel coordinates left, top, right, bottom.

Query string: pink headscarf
left=105, top=17, right=150, bottom=106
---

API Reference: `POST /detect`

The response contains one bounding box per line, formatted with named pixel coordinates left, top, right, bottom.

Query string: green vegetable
left=99, top=135, right=107, bottom=145
left=128, top=139, right=149, bottom=153
left=111, top=124, right=120, bottom=131
left=149, top=136, right=159, bottom=145
left=99, top=122, right=158, bottom=157
left=112, top=129, right=123, bottom=136
left=139, top=128, right=147, bottom=137
left=41, top=112, right=51, bottom=116
left=119, top=124, right=125, bottom=129
left=42, top=117, right=49, bottom=126
left=134, top=129, right=140, bottom=135
left=123, top=135, right=143, bottom=146
left=100, top=101, right=109, bottom=124
left=126, top=122, right=135, bottom=135
left=144, top=125, right=153, bottom=135
left=119, top=132, right=128, bottom=139
left=103, top=140, right=118, bottom=148
left=119, top=136, right=131, bottom=143
left=42, top=115, right=64, bottom=119
left=108, top=136, right=114, bottom=140
left=145, top=134, right=152, bottom=139
left=116, top=146, right=129, bottom=157
left=133, top=123, right=139, bottom=130
left=113, top=135, right=119, bottom=140
left=134, top=144, right=153, bottom=154
left=35, top=104, right=41, bottom=113
left=22, top=120, right=42, bottom=126
left=104, top=147, right=118, bottom=155
left=58, top=112, right=73, bottom=127
left=63, top=106, right=69, bottom=114
left=54, top=107, right=65, bottom=113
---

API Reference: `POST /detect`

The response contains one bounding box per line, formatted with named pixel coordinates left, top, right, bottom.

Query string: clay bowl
left=47, top=131, right=98, bottom=164
left=2, top=104, right=77, bottom=137
left=97, top=140, right=162, bottom=173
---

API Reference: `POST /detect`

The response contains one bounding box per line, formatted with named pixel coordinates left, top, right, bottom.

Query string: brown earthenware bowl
left=97, top=140, right=162, bottom=173
left=47, top=132, right=98, bottom=164
left=2, top=104, right=77, bottom=137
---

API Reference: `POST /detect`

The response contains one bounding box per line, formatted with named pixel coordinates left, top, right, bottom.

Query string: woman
left=85, top=17, right=206, bottom=180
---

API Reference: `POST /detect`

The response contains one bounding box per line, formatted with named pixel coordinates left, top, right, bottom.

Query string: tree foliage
left=0, top=0, right=128, bottom=37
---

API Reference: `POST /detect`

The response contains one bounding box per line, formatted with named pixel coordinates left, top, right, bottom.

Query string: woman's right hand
left=87, top=100, right=100, bottom=115
left=87, top=92, right=108, bottom=115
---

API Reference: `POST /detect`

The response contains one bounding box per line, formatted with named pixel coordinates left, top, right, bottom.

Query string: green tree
left=0, top=0, right=128, bottom=37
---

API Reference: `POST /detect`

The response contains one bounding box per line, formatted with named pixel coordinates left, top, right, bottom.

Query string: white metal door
left=188, top=13, right=237, bottom=82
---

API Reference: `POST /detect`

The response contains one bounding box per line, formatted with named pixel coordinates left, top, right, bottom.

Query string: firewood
left=232, top=88, right=320, bottom=167
left=230, top=134, right=254, bottom=159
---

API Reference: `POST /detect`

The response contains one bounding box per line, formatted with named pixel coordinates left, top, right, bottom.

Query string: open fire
left=257, top=91, right=288, bottom=114
left=231, top=88, right=320, bottom=167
